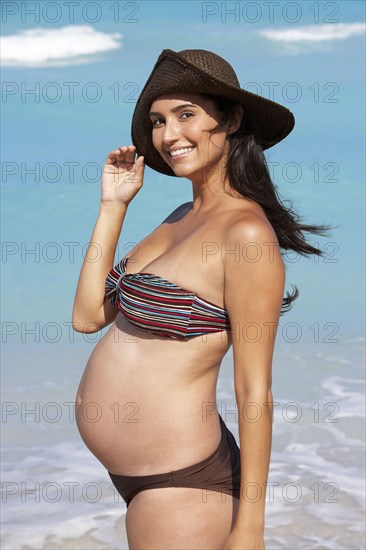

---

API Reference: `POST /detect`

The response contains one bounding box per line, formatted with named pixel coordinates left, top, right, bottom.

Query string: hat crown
left=171, top=49, right=240, bottom=88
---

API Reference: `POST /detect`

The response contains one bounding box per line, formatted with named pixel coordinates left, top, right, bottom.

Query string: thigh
left=125, top=486, right=239, bottom=549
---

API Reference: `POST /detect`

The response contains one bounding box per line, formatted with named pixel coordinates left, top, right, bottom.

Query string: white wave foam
left=0, top=25, right=122, bottom=67
left=320, top=375, right=366, bottom=418
left=1, top=441, right=128, bottom=549
left=258, top=22, right=366, bottom=42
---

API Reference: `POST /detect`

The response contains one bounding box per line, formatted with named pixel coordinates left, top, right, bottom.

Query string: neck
left=189, top=161, right=240, bottom=213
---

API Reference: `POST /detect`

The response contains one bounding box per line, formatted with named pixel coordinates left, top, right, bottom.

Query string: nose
left=161, top=116, right=181, bottom=145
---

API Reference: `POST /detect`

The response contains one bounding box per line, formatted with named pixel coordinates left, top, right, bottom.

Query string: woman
left=72, top=49, right=331, bottom=549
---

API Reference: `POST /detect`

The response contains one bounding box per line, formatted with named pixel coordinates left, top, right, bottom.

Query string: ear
left=228, top=104, right=244, bottom=135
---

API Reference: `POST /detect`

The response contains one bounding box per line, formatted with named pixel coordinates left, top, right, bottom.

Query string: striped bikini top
left=104, top=256, right=231, bottom=340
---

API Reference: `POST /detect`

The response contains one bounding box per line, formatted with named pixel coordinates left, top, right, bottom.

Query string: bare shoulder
left=223, top=209, right=286, bottom=323
left=225, top=209, right=278, bottom=243
left=224, top=209, right=284, bottom=267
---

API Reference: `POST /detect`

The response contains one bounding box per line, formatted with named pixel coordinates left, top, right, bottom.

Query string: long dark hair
left=201, top=93, right=334, bottom=314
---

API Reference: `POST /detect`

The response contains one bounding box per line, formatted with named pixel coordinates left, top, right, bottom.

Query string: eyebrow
left=148, top=103, right=197, bottom=118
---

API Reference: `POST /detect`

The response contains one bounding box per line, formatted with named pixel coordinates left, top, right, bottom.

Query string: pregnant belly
left=75, top=315, right=228, bottom=476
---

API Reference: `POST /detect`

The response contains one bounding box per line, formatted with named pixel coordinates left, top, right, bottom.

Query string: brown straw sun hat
left=131, top=48, right=295, bottom=177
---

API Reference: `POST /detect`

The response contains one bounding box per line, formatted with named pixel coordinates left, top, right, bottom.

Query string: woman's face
left=149, top=93, right=230, bottom=180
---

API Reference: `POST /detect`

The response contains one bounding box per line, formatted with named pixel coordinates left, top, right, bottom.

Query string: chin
left=171, top=168, right=195, bottom=179
left=170, top=162, right=198, bottom=175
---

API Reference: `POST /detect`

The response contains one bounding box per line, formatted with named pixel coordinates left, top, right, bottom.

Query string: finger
left=116, top=146, right=129, bottom=160
left=135, top=156, right=145, bottom=180
left=136, top=155, right=144, bottom=168
left=106, top=147, right=127, bottom=164
left=124, top=145, right=136, bottom=164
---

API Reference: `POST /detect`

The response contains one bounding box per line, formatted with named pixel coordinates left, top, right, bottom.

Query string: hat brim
left=131, top=49, right=295, bottom=177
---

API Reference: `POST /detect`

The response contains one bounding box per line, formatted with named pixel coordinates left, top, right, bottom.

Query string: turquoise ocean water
left=1, top=1, right=365, bottom=548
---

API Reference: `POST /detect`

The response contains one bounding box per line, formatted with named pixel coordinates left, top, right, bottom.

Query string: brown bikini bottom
left=108, top=413, right=241, bottom=508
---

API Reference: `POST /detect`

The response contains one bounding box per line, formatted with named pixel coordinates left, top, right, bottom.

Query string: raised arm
left=223, top=214, right=285, bottom=549
left=72, top=145, right=145, bottom=333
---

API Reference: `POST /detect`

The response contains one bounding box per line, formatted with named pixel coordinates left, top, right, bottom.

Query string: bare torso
left=75, top=199, right=267, bottom=476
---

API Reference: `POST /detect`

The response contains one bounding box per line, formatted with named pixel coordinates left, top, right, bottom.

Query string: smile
left=169, top=147, right=195, bottom=159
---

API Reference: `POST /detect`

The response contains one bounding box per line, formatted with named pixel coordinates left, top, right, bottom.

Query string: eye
left=151, top=117, right=163, bottom=127
left=151, top=112, right=194, bottom=128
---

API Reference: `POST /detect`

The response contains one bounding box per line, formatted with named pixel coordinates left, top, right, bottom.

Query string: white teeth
left=169, top=147, right=195, bottom=157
